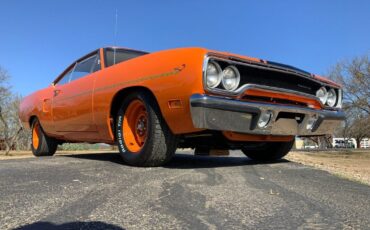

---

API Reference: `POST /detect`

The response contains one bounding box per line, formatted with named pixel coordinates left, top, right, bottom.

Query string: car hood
left=207, top=49, right=340, bottom=88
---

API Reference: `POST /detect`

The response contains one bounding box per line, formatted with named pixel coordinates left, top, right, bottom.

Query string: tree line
left=305, top=54, right=370, bottom=149
left=0, top=67, right=30, bottom=154
left=330, top=54, right=370, bottom=148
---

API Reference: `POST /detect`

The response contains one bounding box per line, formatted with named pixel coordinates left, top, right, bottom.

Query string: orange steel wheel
left=32, top=122, right=41, bottom=149
left=30, top=119, right=58, bottom=157
left=123, top=99, right=148, bottom=153
left=116, top=91, right=178, bottom=166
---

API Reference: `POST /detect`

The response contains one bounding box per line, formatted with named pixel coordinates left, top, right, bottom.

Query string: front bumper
left=189, top=94, right=345, bottom=136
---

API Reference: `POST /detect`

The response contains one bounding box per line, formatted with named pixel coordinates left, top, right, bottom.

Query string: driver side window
left=70, top=54, right=99, bottom=82
left=57, top=68, right=74, bottom=86
left=55, top=52, right=101, bottom=86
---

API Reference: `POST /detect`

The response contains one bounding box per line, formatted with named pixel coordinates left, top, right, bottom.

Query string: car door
left=52, top=52, right=101, bottom=133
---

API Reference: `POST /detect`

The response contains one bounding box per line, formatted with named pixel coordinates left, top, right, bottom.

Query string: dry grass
left=287, top=150, right=370, bottom=185
left=0, top=151, right=33, bottom=160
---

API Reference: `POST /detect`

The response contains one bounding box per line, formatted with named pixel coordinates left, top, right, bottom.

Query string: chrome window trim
left=69, top=54, right=98, bottom=83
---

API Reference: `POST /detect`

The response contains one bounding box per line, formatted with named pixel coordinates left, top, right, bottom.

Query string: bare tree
left=339, top=108, right=370, bottom=148
left=330, top=54, right=370, bottom=115
left=329, top=54, right=370, bottom=148
left=304, top=136, right=332, bottom=149
left=0, top=67, right=26, bottom=155
left=0, top=66, right=11, bottom=104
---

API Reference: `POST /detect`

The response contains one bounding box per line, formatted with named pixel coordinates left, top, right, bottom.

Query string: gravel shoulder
left=287, top=150, right=370, bottom=185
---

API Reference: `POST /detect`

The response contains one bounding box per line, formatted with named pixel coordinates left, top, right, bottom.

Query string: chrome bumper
left=189, top=94, right=345, bottom=136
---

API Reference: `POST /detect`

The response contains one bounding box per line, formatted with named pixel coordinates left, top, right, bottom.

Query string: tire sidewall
left=116, top=92, right=156, bottom=165
left=242, top=140, right=294, bottom=161
left=31, top=119, right=57, bottom=156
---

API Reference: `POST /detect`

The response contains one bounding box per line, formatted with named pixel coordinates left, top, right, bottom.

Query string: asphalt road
left=1, top=151, right=370, bottom=230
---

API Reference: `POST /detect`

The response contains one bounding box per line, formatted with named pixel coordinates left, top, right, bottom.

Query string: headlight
left=316, top=87, right=328, bottom=104
left=221, top=65, right=240, bottom=91
left=205, top=61, right=222, bottom=88
left=326, top=88, right=337, bottom=107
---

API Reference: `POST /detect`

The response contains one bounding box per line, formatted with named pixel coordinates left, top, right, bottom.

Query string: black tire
left=116, top=91, right=178, bottom=167
left=241, top=140, right=294, bottom=162
left=31, top=118, right=58, bottom=156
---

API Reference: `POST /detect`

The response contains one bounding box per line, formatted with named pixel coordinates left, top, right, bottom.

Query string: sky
left=0, top=0, right=369, bottom=96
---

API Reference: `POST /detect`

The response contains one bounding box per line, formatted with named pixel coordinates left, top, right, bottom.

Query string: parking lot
left=1, top=150, right=370, bottom=229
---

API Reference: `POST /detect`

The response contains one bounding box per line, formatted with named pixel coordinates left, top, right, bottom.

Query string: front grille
left=242, top=95, right=308, bottom=107
left=215, top=59, right=322, bottom=96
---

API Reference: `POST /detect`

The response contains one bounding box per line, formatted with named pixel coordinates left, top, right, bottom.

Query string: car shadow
left=60, top=152, right=123, bottom=164
left=14, top=221, right=124, bottom=230
left=165, top=153, right=290, bottom=169
left=61, top=151, right=290, bottom=169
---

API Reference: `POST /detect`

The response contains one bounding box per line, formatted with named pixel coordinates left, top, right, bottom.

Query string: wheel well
left=29, top=116, right=37, bottom=127
left=109, top=86, right=159, bottom=139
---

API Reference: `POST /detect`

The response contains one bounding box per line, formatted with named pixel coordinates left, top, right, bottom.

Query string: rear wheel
left=116, top=91, right=178, bottom=166
left=241, top=140, right=294, bottom=162
left=31, top=119, right=58, bottom=156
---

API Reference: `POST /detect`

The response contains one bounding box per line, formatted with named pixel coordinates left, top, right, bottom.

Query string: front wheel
left=31, top=119, right=58, bottom=156
left=241, top=140, right=294, bottom=162
left=116, top=91, right=178, bottom=167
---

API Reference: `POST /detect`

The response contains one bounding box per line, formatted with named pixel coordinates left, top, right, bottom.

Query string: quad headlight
left=316, top=87, right=328, bottom=104
left=205, top=61, right=222, bottom=88
left=326, top=88, right=337, bottom=107
left=316, top=86, right=340, bottom=107
left=222, top=66, right=240, bottom=91
left=205, top=60, right=240, bottom=91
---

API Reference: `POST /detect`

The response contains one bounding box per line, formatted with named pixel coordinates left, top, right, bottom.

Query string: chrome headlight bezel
left=205, top=61, right=222, bottom=88
left=221, top=65, right=240, bottom=91
left=326, top=88, right=337, bottom=107
left=316, top=86, right=328, bottom=105
left=336, top=89, right=343, bottom=108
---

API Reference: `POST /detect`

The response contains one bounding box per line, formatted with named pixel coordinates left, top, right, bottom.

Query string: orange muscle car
left=19, top=47, right=345, bottom=166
